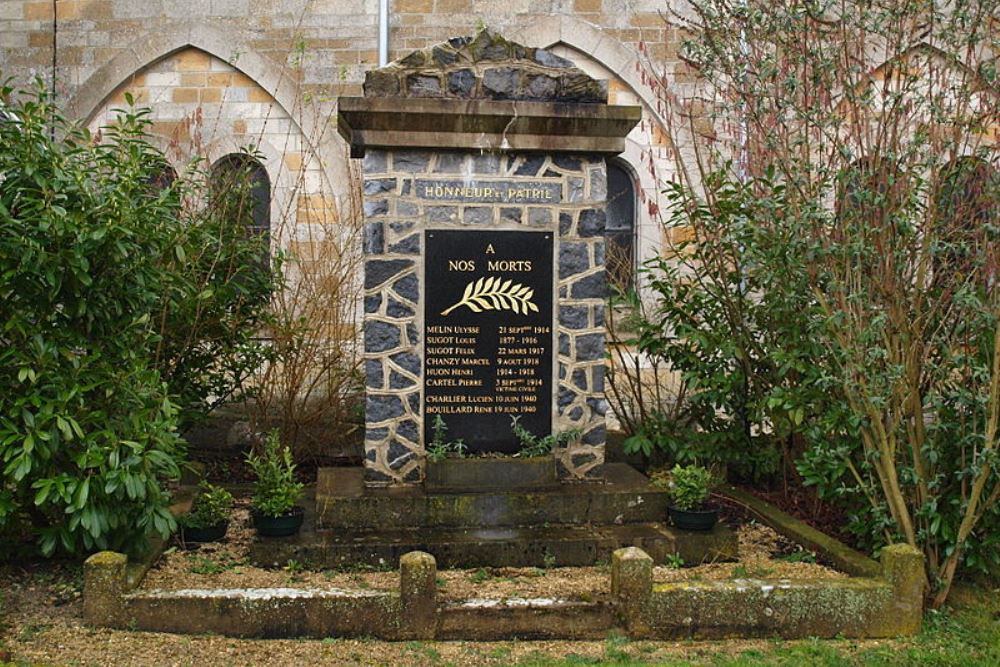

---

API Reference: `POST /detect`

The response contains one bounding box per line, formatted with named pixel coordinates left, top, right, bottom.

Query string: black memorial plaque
left=424, top=229, right=554, bottom=454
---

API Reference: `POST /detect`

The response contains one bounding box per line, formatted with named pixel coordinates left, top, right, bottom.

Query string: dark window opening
left=147, top=162, right=177, bottom=193
left=210, top=154, right=271, bottom=268
left=606, top=159, right=637, bottom=293
left=933, top=157, right=998, bottom=283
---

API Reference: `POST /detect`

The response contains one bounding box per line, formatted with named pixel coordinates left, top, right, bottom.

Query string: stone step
left=315, top=463, right=671, bottom=530
left=250, top=516, right=737, bottom=570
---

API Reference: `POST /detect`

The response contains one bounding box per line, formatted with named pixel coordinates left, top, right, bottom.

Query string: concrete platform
left=251, top=464, right=738, bottom=569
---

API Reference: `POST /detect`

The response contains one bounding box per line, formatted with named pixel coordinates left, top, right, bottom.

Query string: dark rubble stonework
left=363, top=30, right=607, bottom=104
left=358, top=31, right=622, bottom=486
left=363, top=150, right=608, bottom=484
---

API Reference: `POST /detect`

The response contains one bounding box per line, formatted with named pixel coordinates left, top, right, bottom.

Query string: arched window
left=147, top=162, right=176, bottom=193
left=605, top=159, right=637, bottom=293
left=836, top=156, right=907, bottom=226
left=934, top=157, right=998, bottom=281
left=211, top=154, right=271, bottom=265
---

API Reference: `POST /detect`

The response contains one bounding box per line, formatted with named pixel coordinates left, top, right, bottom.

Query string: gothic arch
left=65, top=23, right=350, bottom=201
left=510, top=15, right=671, bottom=131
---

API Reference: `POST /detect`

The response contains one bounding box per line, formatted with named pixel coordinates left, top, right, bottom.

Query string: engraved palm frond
left=440, top=276, right=539, bottom=316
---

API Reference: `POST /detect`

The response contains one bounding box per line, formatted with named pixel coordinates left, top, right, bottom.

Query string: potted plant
left=179, top=482, right=234, bottom=544
left=656, top=464, right=718, bottom=532
left=246, top=430, right=305, bottom=537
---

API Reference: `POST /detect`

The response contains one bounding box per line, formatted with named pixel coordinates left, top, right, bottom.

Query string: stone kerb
left=341, top=30, right=641, bottom=487
left=609, top=545, right=926, bottom=640
left=84, top=545, right=925, bottom=640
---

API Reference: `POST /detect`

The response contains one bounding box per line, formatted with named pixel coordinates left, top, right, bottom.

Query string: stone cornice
left=337, top=97, right=641, bottom=157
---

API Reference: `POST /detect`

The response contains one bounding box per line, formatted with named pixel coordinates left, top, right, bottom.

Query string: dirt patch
left=653, top=521, right=846, bottom=583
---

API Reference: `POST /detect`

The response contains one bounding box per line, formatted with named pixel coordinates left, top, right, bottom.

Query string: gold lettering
left=487, top=260, right=533, bottom=271
left=485, top=244, right=495, bottom=255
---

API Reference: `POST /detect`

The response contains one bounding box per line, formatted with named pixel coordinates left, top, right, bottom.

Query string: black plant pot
left=252, top=506, right=305, bottom=537
left=180, top=520, right=229, bottom=544
left=668, top=505, right=718, bottom=532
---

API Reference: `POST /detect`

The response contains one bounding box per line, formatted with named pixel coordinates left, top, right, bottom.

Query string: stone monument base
left=249, top=464, right=737, bottom=569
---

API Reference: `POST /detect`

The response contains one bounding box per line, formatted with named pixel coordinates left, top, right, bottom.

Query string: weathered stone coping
left=337, top=97, right=641, bottom=157
left=136, top=587, right=387, bottom=599
left=85, top=542, right=925, bottom=640
left=612, top=543, right=924, bottom=640
left=721, top=486, right=882, bottom=578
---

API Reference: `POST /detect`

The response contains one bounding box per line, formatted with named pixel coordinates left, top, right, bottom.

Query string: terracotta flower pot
left=252, top=506, right=305, bottom=537
left=668, top=505, right=718, bottom=532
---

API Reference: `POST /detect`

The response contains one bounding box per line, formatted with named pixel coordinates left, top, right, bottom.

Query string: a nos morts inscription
left=424, top=230, right=554, bottom=454
left=416, top=179, right=562, bottom=204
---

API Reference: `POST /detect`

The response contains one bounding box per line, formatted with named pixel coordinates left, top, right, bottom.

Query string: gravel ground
left=0, top=569, right=892, bottom=667
left=140, top=498, right=842, bottom=601
left=0, top=500, right=856, bottom=666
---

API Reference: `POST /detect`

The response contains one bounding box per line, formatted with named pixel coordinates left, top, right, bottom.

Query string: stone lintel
left=338, top=97, right=641, bottom=157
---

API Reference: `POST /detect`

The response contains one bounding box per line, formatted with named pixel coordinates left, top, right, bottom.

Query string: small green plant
left=189, top=556, right=228, bottom=575
left=664, top=553, right=685, bottom=569
left=469, top=568, right=491, bottom=584
left=778, top=548, right=817, bottom=564
left=246, top=430, right=304, bottom=517
left=426, top=415, right=467, bottom=462
left=655, top=464, right=714, bottom=511
left=284, top=559, right=305, bottom=574
left=510, top=416, right=581, bottom=458
left=542, top=550, right=558, bottom=569
left=179, top=483, right=233, bottom=530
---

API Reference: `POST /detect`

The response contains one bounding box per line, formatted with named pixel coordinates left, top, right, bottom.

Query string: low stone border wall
left=612, top=544, right=924, bottom=639
left=86, top=543, right=924, bottom=640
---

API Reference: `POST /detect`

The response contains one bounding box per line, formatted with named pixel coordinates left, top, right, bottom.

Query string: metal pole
left=378, top=0, right=389, bottom=67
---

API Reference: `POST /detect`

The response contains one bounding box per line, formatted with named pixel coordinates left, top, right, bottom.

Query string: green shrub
left=623, top=172, right=839, bottom=483
left=246, top=431, right=303, bottom=517
left=657, top=465, right=714, bottom=511
left=0, top=81, right=278, bottom=556
left=180, top=483, right=234, bottom=530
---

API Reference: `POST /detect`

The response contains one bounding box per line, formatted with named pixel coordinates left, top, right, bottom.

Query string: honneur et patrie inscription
left=415, top=179, right=562, bottom=204
left=424, top=229, right=554, bottom=454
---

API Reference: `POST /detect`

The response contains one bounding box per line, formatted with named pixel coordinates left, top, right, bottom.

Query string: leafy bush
left=662, top=0, right=1000, bottom=606
left=246, top=431, right=303, bottom=517
left=0, top=82, right=278, bottom=556
left=621, top=172, right=840, bottom=483
left=180, top=483, right=234, bottom=530
left=656, top=465, right=714, bottom=511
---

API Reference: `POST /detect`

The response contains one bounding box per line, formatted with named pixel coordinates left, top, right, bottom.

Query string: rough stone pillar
left=611, top=546, right=652, bottom=637
left=400, top=550, right=438, bottom=639
left=339, top=29, right=639, bottom=486
left=880, top=543, right=925, bottom=635
left=83, top=551, right=128, bottom=627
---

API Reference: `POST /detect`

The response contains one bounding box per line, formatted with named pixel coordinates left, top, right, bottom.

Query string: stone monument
left=338, top=31, right=640, bottom=487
